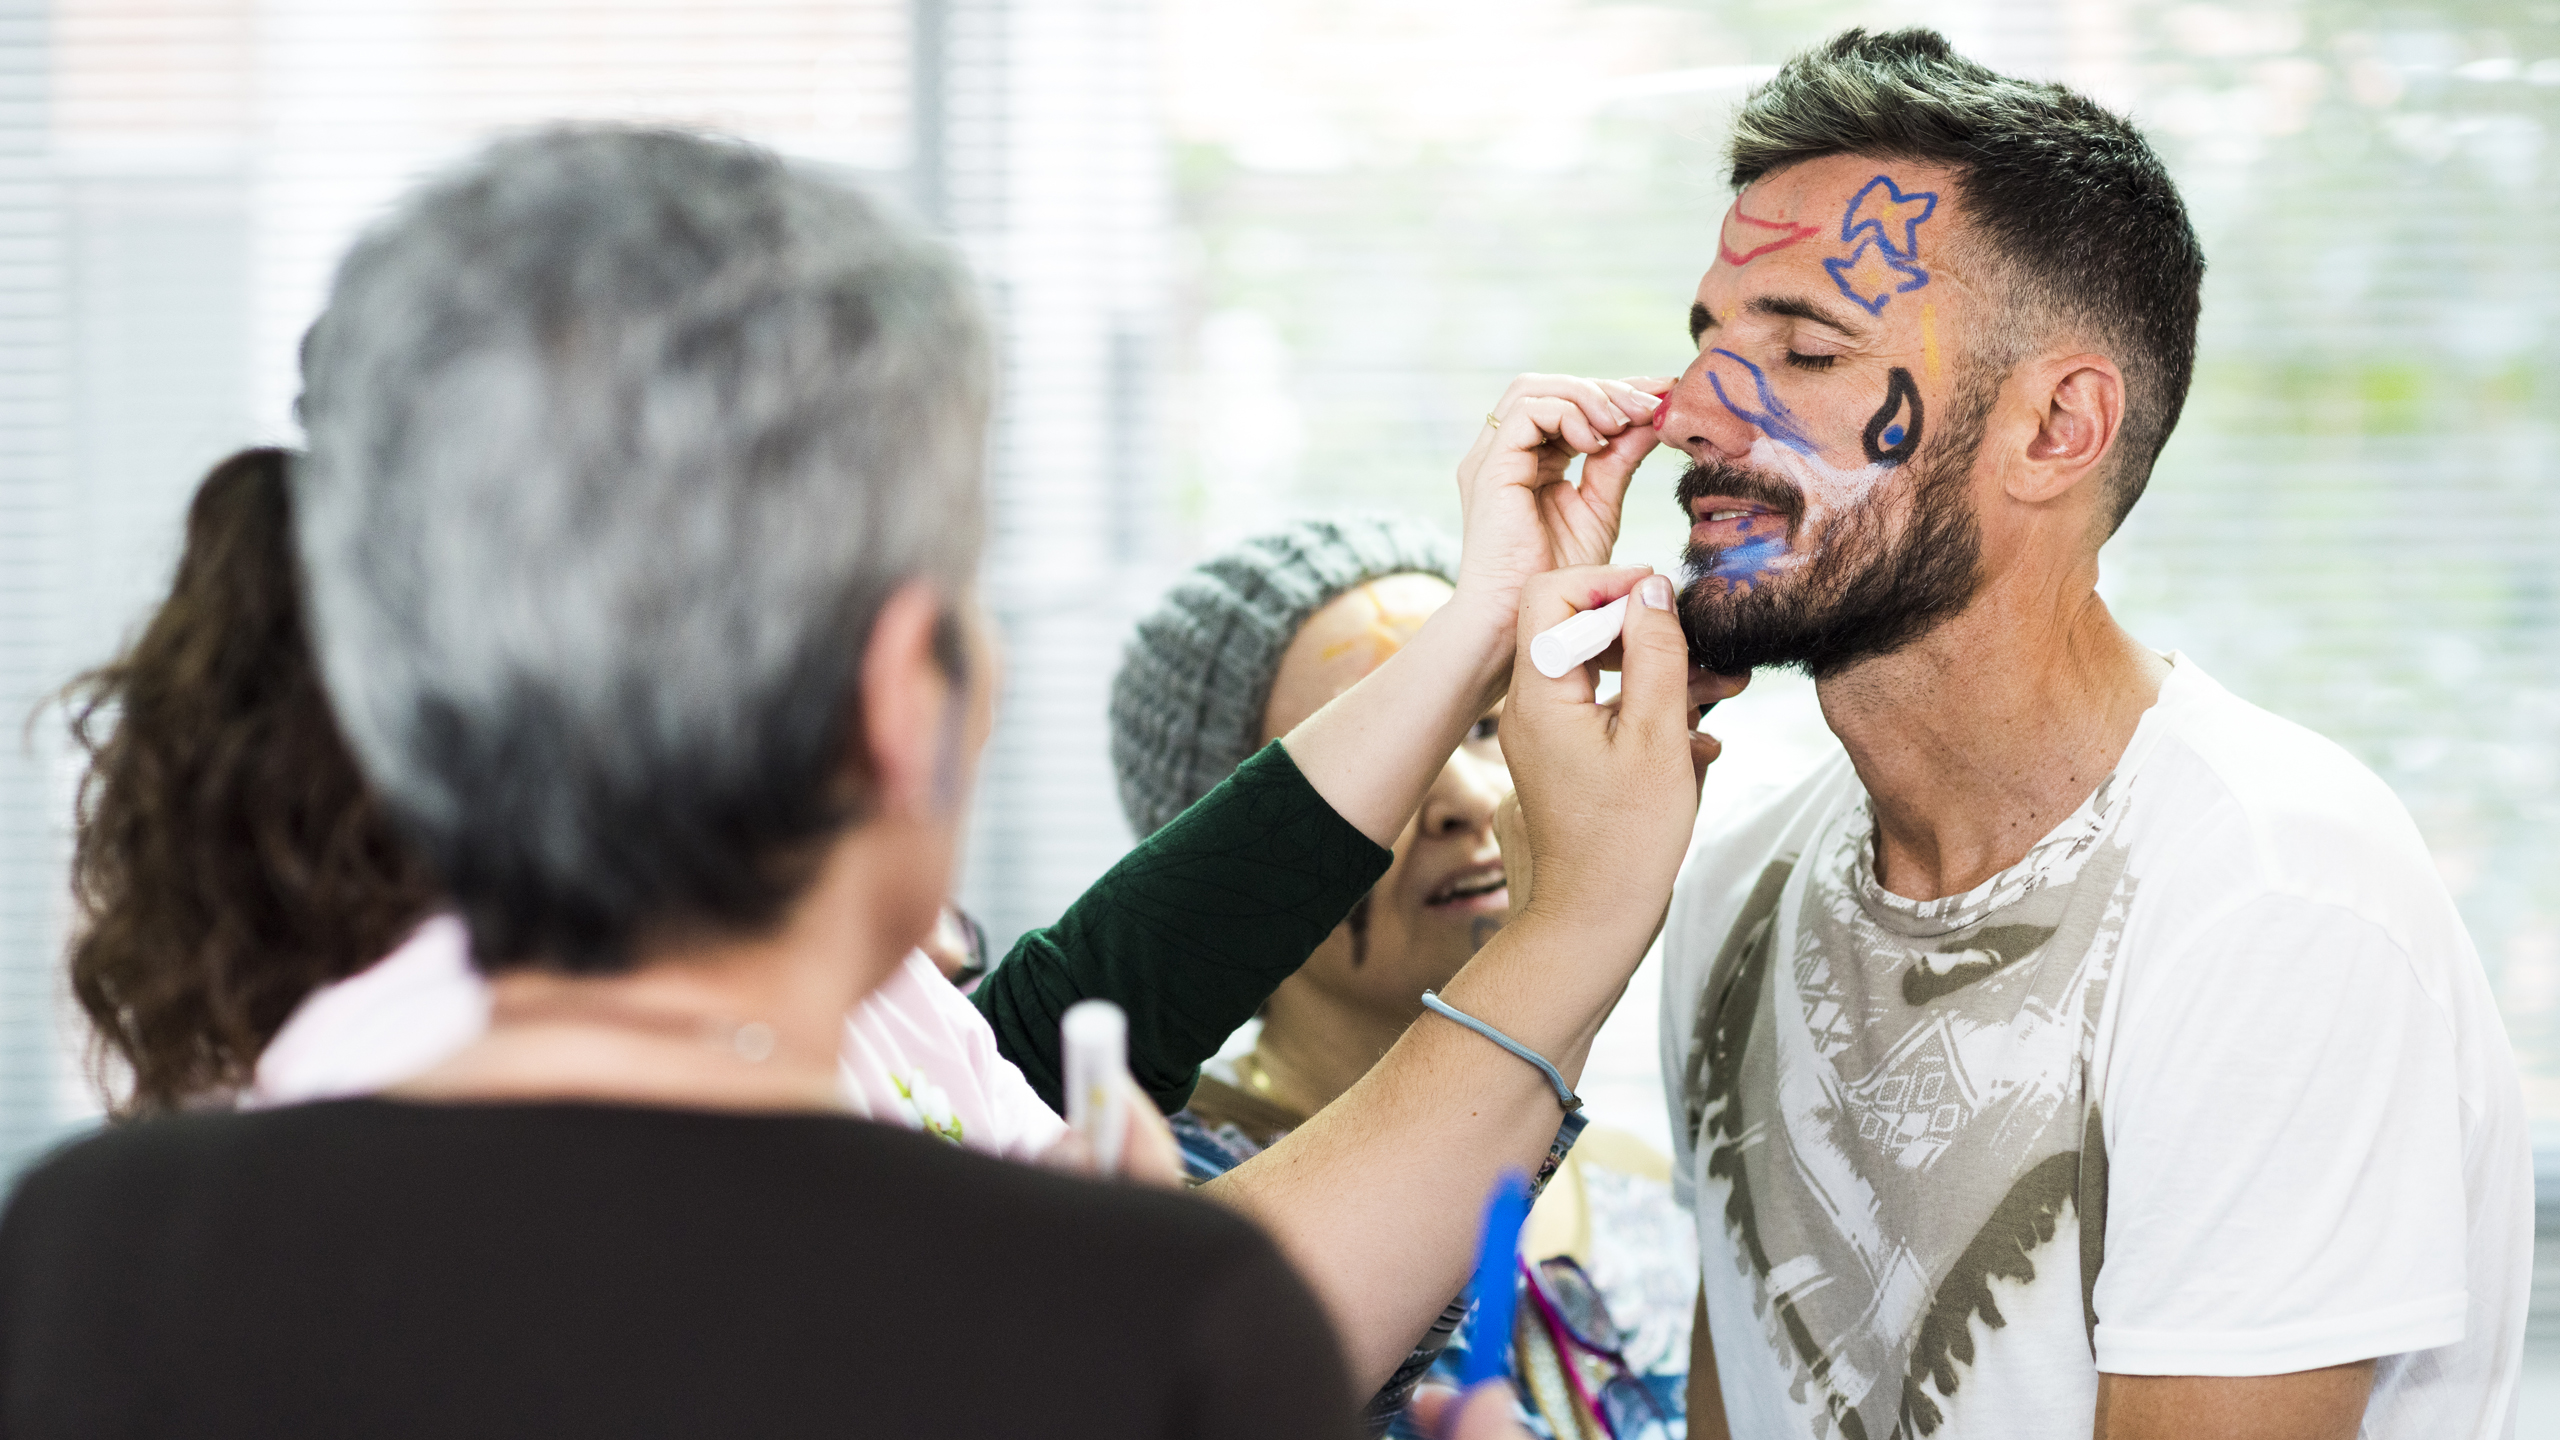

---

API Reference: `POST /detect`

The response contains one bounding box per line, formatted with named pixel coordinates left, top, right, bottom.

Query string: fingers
left=1496, top=372, right=1648, bottom=434
left=1403, top=1380, right=1528, bottom=1440
left=1404, top=1387, right=1458, bottom=1435
left=1440, top=1381, right=1532, bottom=1440
left=1497, top=396, right=1604, bottom=457
left=1458, top=373, right=1670, bottom=506
left=1690, top=729, right=1722, bottom=788
left=1614, top=573, right=1694, bottom=736
left=1037, top=1078, right=1185, bottom=1187
left=1515, top=566, right=1652, bottom=690
left=1037, top=1131, right=1094, bottom=1174
left=1512, top=565, right=1652, bottom=708
left=1117, top=1077, right=1187, bottom=1189
left=1475, top=374, right=1667, bottom=462
left=1577, top=420, right=1660, bottom=521
left=1595, top=377, right=1665, bottom=428
left=1689, top=668, right=1749, bottom=711
left=1608, top=377, right=1675, bottom=437
left=1517, top=564, right=1654, bottom=636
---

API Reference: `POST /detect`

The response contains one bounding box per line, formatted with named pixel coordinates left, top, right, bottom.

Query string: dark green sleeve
left=972, top=741, right=1392, bottom=1116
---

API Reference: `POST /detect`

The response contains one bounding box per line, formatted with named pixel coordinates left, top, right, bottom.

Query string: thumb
left=1577, top=424, right=1655, bottom=518
left=1615, top=573, right=1692, bottom=731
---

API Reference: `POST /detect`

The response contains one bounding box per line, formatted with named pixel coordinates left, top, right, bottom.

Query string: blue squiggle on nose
left=1704, top=348, right=1819, bottom=455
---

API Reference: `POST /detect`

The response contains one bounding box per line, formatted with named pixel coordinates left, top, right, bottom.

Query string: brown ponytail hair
left=61, top=447, right=438, bottom=1115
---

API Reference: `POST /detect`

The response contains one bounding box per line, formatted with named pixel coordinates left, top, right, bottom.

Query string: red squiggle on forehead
left=1717, top=201, right=1819, bottom=267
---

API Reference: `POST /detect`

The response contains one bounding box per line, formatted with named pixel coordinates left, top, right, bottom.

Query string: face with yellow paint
left=1259, top=573, right=1511, bottom=1023
left=1659, top=152, right=1990, bottom=677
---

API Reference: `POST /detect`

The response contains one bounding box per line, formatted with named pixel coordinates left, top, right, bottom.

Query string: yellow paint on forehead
left=1921, top=303, right=1943, bottom=381
left=1317, top=581, right=1433, bottom=664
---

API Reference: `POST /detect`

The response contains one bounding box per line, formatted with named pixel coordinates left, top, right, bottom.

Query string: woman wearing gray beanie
left=973, top=367, right=1748, bottom=1416
left=1157, top=374, right=1746, bottom=1421
left=1107, top=518, right=1501, bottom=1125
left=1109, top=515, right=1703, bottom=1439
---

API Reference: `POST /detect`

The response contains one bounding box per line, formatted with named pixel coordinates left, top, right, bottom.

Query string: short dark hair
left=1730, top=28, right=2204, bottom=530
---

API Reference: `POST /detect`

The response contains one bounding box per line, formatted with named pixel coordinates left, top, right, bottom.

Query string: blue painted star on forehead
left=1825, top=238, right=1928, bottom=316
left=1841, top=175, right=1938, bottom=258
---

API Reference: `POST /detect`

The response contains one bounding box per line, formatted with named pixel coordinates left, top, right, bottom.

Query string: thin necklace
left=486, top=994, right=807, bottom=1068
left=1228, top=1047, right=1316, bottom=1122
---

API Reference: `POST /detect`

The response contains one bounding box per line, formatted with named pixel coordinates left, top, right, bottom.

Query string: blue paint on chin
left=1709, top=533, right=1788, bottom=585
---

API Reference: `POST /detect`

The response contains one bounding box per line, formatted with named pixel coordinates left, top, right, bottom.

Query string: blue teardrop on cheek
left=1881, top=424, right=1905, bottom=448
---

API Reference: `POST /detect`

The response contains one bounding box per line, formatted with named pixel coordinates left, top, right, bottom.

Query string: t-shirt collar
left=1843, top=652, right=2191, bottom=940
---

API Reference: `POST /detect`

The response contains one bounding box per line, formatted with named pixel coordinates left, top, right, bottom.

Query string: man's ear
left=857, top=581, right=950, bottom=822
left=2009, top=353, right=2125, bottom=507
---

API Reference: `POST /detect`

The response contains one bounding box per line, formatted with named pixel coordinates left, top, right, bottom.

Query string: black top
left=977, top=741, right=1392, bottom=1114
left=0, top=1100, right=1354, bottom=1439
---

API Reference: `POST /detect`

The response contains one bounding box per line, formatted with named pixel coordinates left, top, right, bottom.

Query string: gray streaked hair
left=294, top=125, right=991, bottom=973
left=1731, top=28, right=2204, bottom=532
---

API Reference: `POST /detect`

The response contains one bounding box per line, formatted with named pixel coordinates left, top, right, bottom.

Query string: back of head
left=1108, top=516, right=1457, bottom=839
left=64, top=448, right=438, bottom=1114
left=1731, top=28, right=2204, bottom=529
left=294, top=126, right=991, bottom=974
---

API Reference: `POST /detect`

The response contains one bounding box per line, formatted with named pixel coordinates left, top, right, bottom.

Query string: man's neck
left=1250, top=972, right=1414, bottom=1118
left=1816, top=574, right=2168, bottom=903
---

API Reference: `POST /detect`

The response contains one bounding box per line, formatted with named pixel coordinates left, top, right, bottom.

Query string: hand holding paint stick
left=1528, top=595, right=1630, bottom=680
left=1062, top=999, right=1130, bottom=1176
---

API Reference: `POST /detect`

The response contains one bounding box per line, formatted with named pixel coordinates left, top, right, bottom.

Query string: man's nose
left=1659, top=361, right=1758, bottom=463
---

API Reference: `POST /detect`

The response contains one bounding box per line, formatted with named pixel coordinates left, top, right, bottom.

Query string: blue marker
left=1457, top=1169, right=1534, bottom=1388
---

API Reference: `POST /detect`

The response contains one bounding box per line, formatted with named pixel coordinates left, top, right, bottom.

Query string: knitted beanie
left=1110, top=516, right=1460, bottom=839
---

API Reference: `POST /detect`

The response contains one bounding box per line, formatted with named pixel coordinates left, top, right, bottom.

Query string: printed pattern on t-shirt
left=1683, top=773, right=2137, bottom=1439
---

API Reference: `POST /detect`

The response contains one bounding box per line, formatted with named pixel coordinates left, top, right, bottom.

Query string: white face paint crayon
left=1530, top=594, right=1630, bottom=680
left=1061, top=999, right=1129, bottom=1176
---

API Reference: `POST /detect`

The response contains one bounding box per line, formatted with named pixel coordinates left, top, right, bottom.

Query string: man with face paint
left=1643, top=29, right=2528, bottom=1440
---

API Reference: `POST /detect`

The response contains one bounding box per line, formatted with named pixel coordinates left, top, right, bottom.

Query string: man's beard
left=1676, top=390, right=1988, bottom=679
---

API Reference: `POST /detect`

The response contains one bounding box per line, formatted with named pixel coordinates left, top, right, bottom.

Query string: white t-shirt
left=248, top=915, right=1069, bottom=1160
left=1657, top=657, right=2530, bottom=1440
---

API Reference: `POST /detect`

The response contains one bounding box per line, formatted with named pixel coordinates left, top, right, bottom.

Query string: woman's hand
left=1499, top=566, right=1735, bottom=950
left=1037, top=1076, right=1185, bottom=1189
left=1447, top=373, right=1674, bottom=637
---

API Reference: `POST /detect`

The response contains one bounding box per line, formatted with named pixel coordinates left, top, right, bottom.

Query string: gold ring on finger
left=1484, top=411, right=1502, bottom=429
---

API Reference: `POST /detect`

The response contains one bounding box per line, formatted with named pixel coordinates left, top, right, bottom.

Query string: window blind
left=0, top=0, right=1168, bottom=1152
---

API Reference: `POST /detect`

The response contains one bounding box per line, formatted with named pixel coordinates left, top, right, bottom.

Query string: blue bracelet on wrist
left=1418, top=989, right=1583, bottom=1115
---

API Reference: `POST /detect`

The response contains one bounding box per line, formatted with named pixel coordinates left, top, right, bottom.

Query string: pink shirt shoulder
left=836, top=951, right=1068, bottom=1159
left=248, top=914, right=1067, bottom=1161
left=244, top=915, right=485, bottom=1108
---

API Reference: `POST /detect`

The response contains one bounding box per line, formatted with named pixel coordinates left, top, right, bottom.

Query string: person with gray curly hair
left=0, top=124, right=1743, bottom=1439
